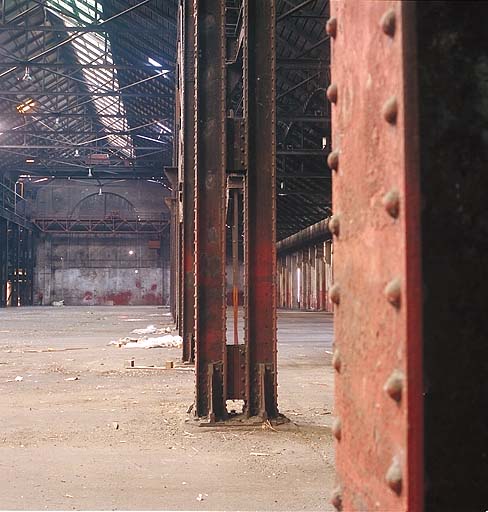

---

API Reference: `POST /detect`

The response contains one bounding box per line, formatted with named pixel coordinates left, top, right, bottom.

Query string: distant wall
left=28, top=180, right=170, bottom=306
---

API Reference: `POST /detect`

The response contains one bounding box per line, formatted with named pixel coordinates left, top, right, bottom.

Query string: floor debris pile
left=109, top=324, right=182, bottom=349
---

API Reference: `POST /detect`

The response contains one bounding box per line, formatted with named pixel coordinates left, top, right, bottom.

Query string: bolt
left=329, top=214, right=340, bottom=236
left=327, top=83, right=338, bottom=104
left=332, top=417, right=342, bottom=441
left=380, top=9, right=396, bottom=37
left=382, top=189, right=400, bottom=218
left=327, top=150, right=339, bottom=172
left=326, top=17, right=337, bottom=38
left=382, top=96, right=398, bottom=124
left=329, top=284, right=340, bottom=305
left=331, top=486, right=343, bottom=511
left=385, top=457, right=403, bottom=494
left=384, top=369, right=404, bottom=402
left=384, top=277, right=401, bottom=307
left=332, top=349, right=342, bottom=373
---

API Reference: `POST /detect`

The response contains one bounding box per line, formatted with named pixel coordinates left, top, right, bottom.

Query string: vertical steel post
left=194, top=0, right=227, bottom=420
left=329, top=2, right=422, bottom=510
left=180, top=0, right=197, bottom=362
left=416, top=3, right=488, bottom=510
left=244, top=0, right=278, bottom=418
left=0, top=218, right=7, bottom=307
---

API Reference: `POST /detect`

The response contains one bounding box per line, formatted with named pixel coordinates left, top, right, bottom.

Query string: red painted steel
left=330, top=2, right=422, bottom=510
left=193, top=0, right=227, bottom=419
left=177, top=0, right=197, bottom=362
left=245, top=0, right=278, bottom=418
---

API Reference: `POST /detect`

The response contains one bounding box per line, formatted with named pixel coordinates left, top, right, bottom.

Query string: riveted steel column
left=164, top=168, right=178, bottom=322
left=417, top=3, right=488, bottom=510
left=244, top=0, right=278, bottom=418
left=0, top=218, right=7, bottom=307
left=194, top=0, right=227, bottom=420
left=178, top=0, right=196, bottom=362
left=329, top=2, right=422, bottom=511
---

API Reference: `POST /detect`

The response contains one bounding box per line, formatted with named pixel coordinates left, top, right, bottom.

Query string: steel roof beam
left=0, top=0, right=153, bottom=80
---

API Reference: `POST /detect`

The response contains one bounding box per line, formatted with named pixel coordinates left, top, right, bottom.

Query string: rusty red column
left=244, top=0, right=278, bottom=418
left=193, top=0, right=227, bottom=420
left=176, top=0, right=197, bottom=363
left=328, top=2, right=423, bottom=510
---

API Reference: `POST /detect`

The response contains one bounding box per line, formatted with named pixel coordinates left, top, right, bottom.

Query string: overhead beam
left=0, top=91, right=167, bottom=97
left=0, top=0, right=153, bottom=79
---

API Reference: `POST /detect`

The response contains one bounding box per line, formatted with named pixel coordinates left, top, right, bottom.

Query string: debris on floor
left=124, top=335, right=183, bottom=349
left=52, top=300, right=65, bottom=307
left=14, top=375, right=23, bottom=382
left=131, top=325, right=158, bottom=335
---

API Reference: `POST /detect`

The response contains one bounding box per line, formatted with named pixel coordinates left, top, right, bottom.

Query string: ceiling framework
left=275, top=0, right=331, bottom=239
left=0, top=0, right=329, bottom=238
left=0, top=0, right=177, bottom=180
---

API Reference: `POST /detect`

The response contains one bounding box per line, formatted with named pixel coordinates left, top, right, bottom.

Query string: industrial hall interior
left=0, top=1, right=486, bottom=511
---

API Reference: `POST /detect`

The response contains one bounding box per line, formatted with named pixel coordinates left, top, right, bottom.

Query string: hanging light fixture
left=22, top=66, right=32, bottom=81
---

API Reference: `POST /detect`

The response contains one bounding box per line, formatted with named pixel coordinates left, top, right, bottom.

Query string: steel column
left=416, top=3, right=488, bottom=510
left=193, top=0, right=227, bottom=420
left=179, top=0, right=197, bottom=363
left=0, top=218, right=7, bottom=307
left=329, top=2, right=422, bottom=511
left=244, top=0, right=278, bottom=418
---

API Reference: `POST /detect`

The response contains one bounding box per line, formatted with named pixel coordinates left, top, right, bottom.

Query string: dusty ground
left=0, top=306, right=334, bottom=511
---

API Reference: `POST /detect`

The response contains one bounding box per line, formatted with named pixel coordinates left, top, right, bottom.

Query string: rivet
left=382, top=96, right=398, bottom=124
left=327, top=83, right=338, bottom=104
left=384, top=277, right=401, bottom=307
left=332, top=417, right=342, bottom=441
left=384, top=369, right=404, bottom=402
left=382, top=189, right=400, bottom=218
left=331, top=486, right=343, bottom=511
left=327, top=150, right=339, bottom=172
left=326, top=17, right=337, bottom=38
left=332, top=349, right=342, bottom=373
left=328, top=214, right=340, bottom=236
left=329, top=284, right=340, bottom=305
left=385, top=457, right=403, bottom=494
left=380, top=9, right=396, bottom=37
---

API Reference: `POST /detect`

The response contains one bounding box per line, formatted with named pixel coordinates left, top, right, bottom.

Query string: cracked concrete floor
left=0, top=306, right=334, bottom=511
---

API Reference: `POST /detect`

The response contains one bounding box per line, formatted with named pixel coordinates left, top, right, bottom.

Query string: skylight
left=148, top=57, right=163, bottom=68
left=45, top=0, right=133, bottom=158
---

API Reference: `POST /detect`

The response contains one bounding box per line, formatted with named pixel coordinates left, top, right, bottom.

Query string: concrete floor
left=0, top=306, right=334, bottom=511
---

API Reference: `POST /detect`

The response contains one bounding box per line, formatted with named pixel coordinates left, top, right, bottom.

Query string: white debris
left=65, top=377, right=79, bottom=381
left=109, top=337, right=138, bottom=347
left=124, top=335, right=183, bottom=349
left=52, top=300, right=64, bottom=307
left=131, top=325, right=158, bottom=335
left=14, top=376, right=23, bottom=382
left=196, top=494, right=204, bottom=502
